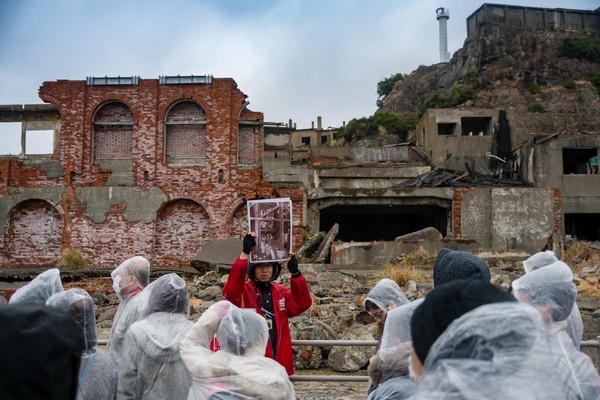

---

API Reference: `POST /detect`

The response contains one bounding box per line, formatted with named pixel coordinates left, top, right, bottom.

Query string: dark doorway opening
left=565, top=213, right=600, bottom=241
left=319, top=204, right=448, bottom=242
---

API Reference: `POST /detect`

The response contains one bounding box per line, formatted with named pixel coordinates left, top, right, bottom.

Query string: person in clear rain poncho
left=364, top=278, right=410, bottom=393
left=107, top=256, right=150, bottom=366
left=513, top=260, right=600, bottom=399
left=367, top=298, right=423, bottom=400
left=522, top=250, right=584, bottom=349
left=180, top=300, right=295, bottom=400
left=117, top=273, right=193, bottom=400
left=9, top=268, right=63, bottom=305
left=409, top=301, right=587, bottom=400
left=46, top=288, right=118, bottom=400
left=363, top=278, right=410, bottom=326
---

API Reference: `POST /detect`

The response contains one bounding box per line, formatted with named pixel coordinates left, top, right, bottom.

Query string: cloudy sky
left=0, top=0, right=597, bottom=153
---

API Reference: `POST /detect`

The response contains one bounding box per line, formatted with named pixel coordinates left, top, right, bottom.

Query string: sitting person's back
left=180, top=300, right=295, bottom=400
left=117, top=273, right=193, bottom=400
left=46, top=288, right=117, bottom=400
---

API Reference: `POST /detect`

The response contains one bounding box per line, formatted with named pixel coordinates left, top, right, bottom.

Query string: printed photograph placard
left=247, top=198, right=292, bottom=263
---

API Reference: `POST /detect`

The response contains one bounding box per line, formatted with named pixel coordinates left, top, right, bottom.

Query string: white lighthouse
left=436, top=7, right=450, bottom=63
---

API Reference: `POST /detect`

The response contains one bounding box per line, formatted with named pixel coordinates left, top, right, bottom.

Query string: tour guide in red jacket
left=222, top=233, right=312, bottom=375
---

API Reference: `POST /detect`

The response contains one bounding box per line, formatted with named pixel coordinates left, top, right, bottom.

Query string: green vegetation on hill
left=335, top=112, right=417, bottom=143
left=417, top=85, right=477, bottom=118
left=377, top=73, right=405, bottom=106
left=558, top=35, right=600, bottom=63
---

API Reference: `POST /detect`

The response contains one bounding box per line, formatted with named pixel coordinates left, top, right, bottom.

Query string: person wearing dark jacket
left=222, top=233, right=312, bottom=375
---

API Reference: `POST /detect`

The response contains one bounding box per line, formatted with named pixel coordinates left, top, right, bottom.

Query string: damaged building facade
left=0, top=76, right=304, bottom=268
left=264, top=106, right=563, bottom=261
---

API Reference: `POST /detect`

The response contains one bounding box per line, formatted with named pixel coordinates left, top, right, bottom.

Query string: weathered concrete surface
left=75, top=187, right=168, bottom=224
left=458, top=187, right=560, bottom=255
left=395, top=227, right=443, bottom=241
left=22, top=159, right=64, bottom=179
left=330, top=239, right=480, bottom=266
left=190, top=239, right=240, bottom=273
left=314, top=223, right=339, bottom=263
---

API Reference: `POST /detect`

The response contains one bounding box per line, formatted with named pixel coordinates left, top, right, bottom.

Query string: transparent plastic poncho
left=118, top=273, right=193, bottom=400
left=522, top=251, right=583, bottom=349
left=180, top=300, right=296, bottom=400
left=513, top=261, right=600, bottom=399
left=9, top=268, right=63, bottom=305
left=46, top=288, right=118, bottom=400
left=368, top=299, right=422, bottom=400
left=413, top=302, right=585, bottom=400
left=364, top=279, right=410, bottom=311
left=107, top=256, right=150, bottom=365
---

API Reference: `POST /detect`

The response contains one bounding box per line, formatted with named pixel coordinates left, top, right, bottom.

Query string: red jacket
left=222, top=257, right=312, bottom=375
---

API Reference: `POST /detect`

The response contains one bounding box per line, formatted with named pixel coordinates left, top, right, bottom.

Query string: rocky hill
left=379, top=24, right=600, bottom=146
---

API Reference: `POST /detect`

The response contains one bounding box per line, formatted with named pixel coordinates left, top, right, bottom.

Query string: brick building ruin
left=0, top=76, right=303, bottom=268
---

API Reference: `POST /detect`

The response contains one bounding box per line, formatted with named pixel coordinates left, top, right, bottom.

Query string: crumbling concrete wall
left=0, top=77, right=304, bottom=268
left=532, top=135, right=600, bottom=214
left=455, top=187, right=561, bottom=255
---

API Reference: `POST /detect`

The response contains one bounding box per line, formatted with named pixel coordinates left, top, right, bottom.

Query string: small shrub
left=558, top=36, right=600, bottom=63
left=526, top=81, right=541, bottom=94
left=563, top=79, right=576, bottom=89
left=371, top=247, right=435, bottom=287
left=588, top=72, right=600, bottom=93
left=528, top=101, right=546, bottom=113
left=58, top=248, right=88, bottom=270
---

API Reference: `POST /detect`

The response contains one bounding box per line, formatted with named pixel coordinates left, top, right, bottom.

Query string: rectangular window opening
left=0, top=122, right=23, bottom=155
left=321, top=135, right=329, bottom=144
left=437, top=123, right=456, bottom=136
left=563, top=148, right=598, bottom=174
left=301, top=136, right=311, bottom=146
left=25, top=130, right=54, bottom=155
left=565, top=213, right=600, bottom=241
left=461, top=117, right=491, bottom=136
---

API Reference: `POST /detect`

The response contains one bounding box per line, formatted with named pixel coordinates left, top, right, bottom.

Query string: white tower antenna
left=436, top=7, right=450, bottom=62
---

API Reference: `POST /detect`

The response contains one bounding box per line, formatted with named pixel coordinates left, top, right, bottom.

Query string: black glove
left=242, top=234, right=256, bottom=255
left=287, top=255, right=300, bottom=276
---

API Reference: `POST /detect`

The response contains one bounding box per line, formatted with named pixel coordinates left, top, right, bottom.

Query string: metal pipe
left=292, top=339, right=378, bottom=347
left=290, top=375, right=369, bottom=382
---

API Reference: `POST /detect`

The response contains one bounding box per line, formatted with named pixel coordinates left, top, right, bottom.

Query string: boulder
left=328, top=323, right=377, bottom=372
left=195, top=285, right=222, bottom=301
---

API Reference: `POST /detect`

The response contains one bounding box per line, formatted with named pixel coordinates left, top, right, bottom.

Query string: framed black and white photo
left=247, top=198, right=292, bottom=263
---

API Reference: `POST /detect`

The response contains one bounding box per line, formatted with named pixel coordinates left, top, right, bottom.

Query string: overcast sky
left=0, top=0, right=597, bottom=154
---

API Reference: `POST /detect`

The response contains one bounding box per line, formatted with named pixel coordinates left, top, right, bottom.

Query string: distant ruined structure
left=467, top=3, right=600, bottom=38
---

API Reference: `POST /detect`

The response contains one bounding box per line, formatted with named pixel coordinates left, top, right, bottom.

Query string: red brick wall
left=4, top=200, right=63, bottom=266
left=230, top=204, right=248, bottom=239
left=93, top=102, right=134, bottom=161
left=155, top=200, right=209, bottom=266
left=166, top=124, right=206, bottom=158
left=0, top=77, right=305, bottom=269
left=238, top=126, right=257, bottom=164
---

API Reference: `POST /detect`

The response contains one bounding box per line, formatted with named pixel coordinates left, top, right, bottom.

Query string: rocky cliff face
left=379, top=24, right=600, bottom=144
